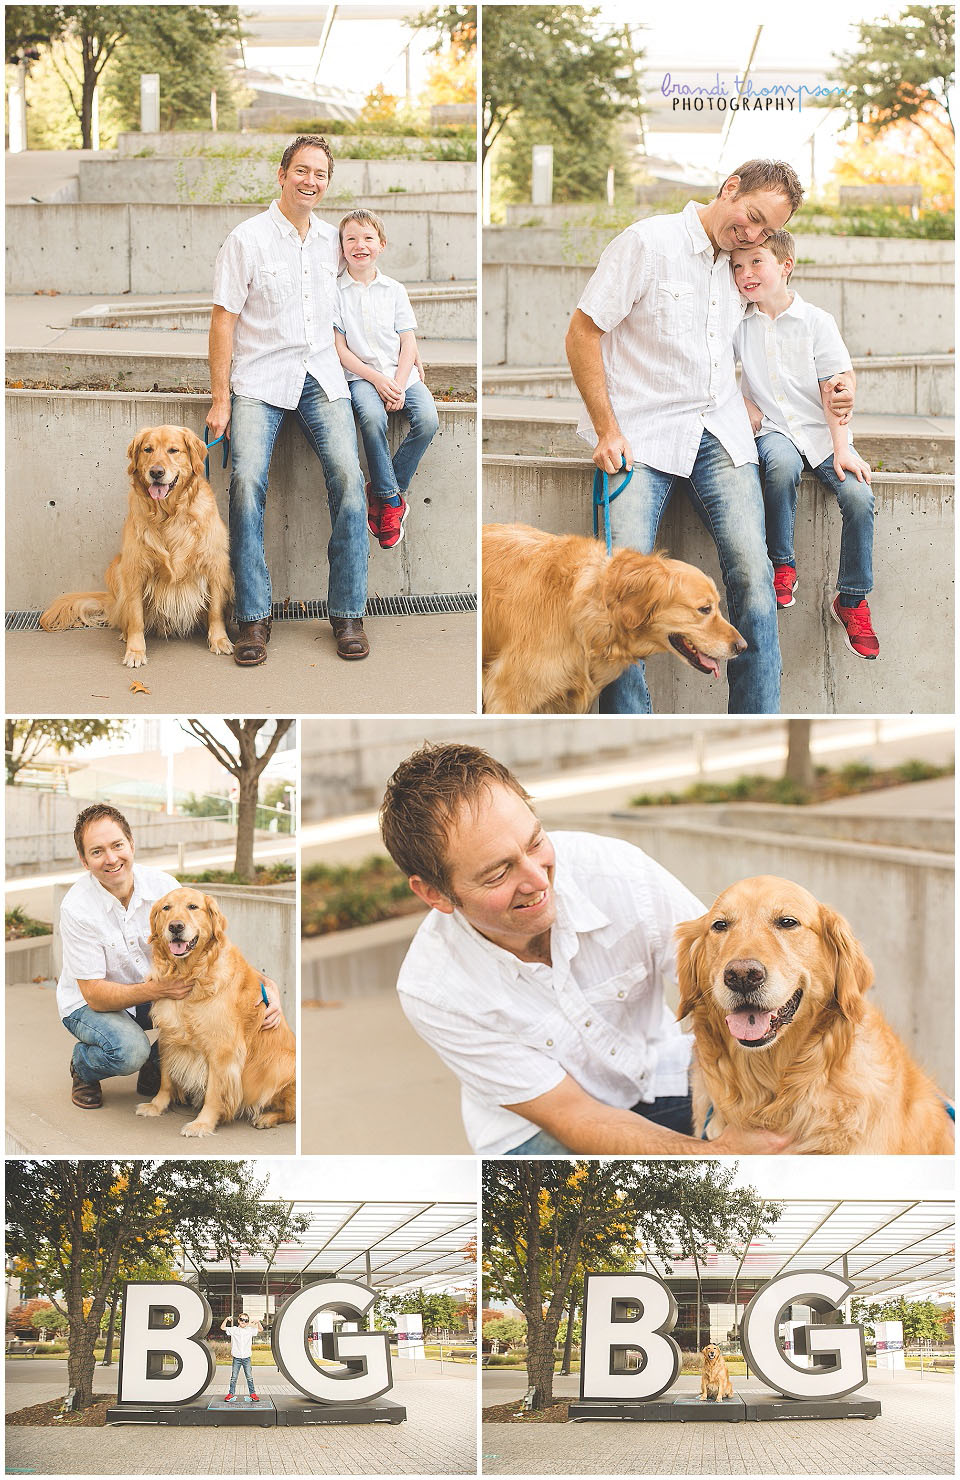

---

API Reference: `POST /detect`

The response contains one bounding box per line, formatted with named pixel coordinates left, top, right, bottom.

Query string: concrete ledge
left=302, top=913, right=424, bottom=1000
left=483, top=262, right=954, bottom=363
left=7, top=390, right=477, bottom=605
left=5, top=934, right=53, bottom=982
left=622, top=803, right=954, bottom=854
left=7, top=205, right=476, bottom=293
left=482, top=455, right=954, bottom=714
left=77, top=156, right=476, bottom=203
left=116, top=130, right=474, bottom=156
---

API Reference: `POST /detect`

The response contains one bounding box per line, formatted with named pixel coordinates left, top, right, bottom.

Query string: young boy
left=334, top=209, right=440, bottom=549
left=731, top=231, right=879, bottom=659
left=220, top=1312, right=262, bottom=1401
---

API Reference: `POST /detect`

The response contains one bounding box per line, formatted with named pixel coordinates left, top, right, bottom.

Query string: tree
left=415, top=6, right=477, bottom=54
left=483, top=1160, right=778, bottom=1409
left=416, top=5, right=476, bottom=107
left=831, top=5, right=954, bottom=170
left=104, top=6, right=245, bottom=134
left=180, top=720, right=294, bottom=880
left=5, top=1159, right=308, bottom=1409
left=783, top=719, right=814, bottom=791
left=482, top=1313, right=526, bottom=1350
left=5, top=718, right=127, bottom=785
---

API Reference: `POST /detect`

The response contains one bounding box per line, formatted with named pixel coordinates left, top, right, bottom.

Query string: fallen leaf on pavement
left=129, top=681, right=150, bottom=694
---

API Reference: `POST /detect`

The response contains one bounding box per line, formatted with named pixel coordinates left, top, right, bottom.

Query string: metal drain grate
left=6, top=593, right=476, bottom=632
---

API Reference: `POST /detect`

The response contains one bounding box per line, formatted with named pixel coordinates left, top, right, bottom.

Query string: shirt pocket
left=656, top=281, right=695, bottom=337
left=257, top=263, right=294, bottom=307
left=780, top=332, right=815, bottom=379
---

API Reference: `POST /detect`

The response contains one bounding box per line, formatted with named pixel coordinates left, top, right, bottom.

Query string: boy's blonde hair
left=762, top=229, right=796, bottom=282
left=339, top=208, right=387, bottom=246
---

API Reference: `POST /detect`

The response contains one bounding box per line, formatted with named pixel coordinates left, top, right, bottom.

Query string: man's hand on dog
left=260, top=975, right=281, bottom=1030
left=149, top=976, right=196, bottom=1001
left=709, top=1126, right=795, bottom=1155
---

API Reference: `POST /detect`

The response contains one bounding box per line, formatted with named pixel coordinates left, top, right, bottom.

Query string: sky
left=260, top=1155, right=479, bottom=1203
left=729, top=1156, right=954, bottom=1201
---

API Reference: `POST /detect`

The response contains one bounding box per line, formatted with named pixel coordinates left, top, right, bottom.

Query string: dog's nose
left=148, top=465, right=165, bottom=481
left=169, top=921, right=185, bottom=937
left=733, top=637, right=748, bottom=655
left=723, top=958, right=766, bottom=993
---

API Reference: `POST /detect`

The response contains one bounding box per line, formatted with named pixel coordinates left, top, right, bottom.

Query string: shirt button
left=610, top=1049, right=617, bottom=1057
left=584, top=1019, right=592, bottom=1028
left=546, top=1038, right=554, bottom=1047
left=617, top=991, right=625, bottom=999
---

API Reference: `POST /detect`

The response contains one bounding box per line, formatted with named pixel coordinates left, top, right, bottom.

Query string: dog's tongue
left=169, top=939, right=190, bottom=956
left=725, top=1007, right=776, bottom=1041
left=149, top=482, right=168, bottom=500
left=702, top=655, right=720, bottom=679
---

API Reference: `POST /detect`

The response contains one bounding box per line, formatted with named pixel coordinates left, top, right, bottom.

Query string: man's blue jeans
left=505, top=1093, right=693, bottom=1154
left=63, top=1005, right=152, bottom=1083
left=599, top=430, right=781, bottom=714
left=349, top=378, right=440, bottom=497
left=757, top=431, right=875, bottom=597
left=229, top=375, right=367, bottom=623
left=229, top=1356, right=255, bottom=1396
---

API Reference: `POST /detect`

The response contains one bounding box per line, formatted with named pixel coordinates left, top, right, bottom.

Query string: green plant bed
left=5, top=906, right=52, bottom=940
left=178, top=861, right=295, bottom=886
left=301, top=854, right=426, bottom=936
left=631, top=757, right=953, bottom=809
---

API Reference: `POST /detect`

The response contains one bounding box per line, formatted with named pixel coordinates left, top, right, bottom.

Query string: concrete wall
left=302, top=914, right=422, bottom=1000
left=51, top=882, right=297, bottom=1019
left=116, top=131, right=469, bottom=156
left=77, top=156, right=476, bottom=203
left=645, top=804, right=954, bottom=854
left=483, top=456, right=954, bottom=714
left=483, top=261, right=954, bottom=364
left=300, top=716, right=773, bottom=818
left=579, top=812, right=953, bottom=1090
left=6, top=391, right=477, bottom=607
left=5, top=934, right=54, bottom=984
left=5, top=789, right=238, bottom=871
left=6, top=205, right=476, bottom=293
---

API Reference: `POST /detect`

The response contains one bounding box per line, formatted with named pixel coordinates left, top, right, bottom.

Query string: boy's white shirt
left=734, top=290, right=853, bottom=466
left=334, top=267, right=420, bottom=388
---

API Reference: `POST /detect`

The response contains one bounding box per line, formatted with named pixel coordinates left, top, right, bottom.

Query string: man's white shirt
left=212, top=199, right=349, bottom=409
left=397, top=831, right=702, bottom=1156
left=56, top=865, right=180, bottom=1020
left=334, top=268, right=420, bottom=388
left=734, top=290, right=853, bottom=468
left=575, top=200, right=757, bottom=476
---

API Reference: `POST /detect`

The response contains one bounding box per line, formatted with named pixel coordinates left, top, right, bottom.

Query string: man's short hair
left=719, top=159, right=804, bottom=216
left=74, top=803, right=133, bottom=859
left=339, top=208, right=387, bottom=246
left=279, top=134, right=334, bottom=179
left=762, top=228, right=797, bottom=281
left=379, top=743, right=533, bottom=897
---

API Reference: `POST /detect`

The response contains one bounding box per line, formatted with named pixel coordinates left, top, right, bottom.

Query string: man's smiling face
left=79, top=817, right=135, bottom=899
left=277, top=145, right=331, bottom=214
left=714, top=180, right=793, bottom=252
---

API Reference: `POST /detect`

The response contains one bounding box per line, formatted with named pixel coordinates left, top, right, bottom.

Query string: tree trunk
left=234, top=773, right=259, bottom=880
left=67, top=1317, right=99, bottom=1408
left=102, top=1289, right=119, bottom=1366
left=525, top=1318, right=560, bottom=1408
left=559, top=1296, right=576, bottom=1376
left=784, top=720, right=814, bottom=789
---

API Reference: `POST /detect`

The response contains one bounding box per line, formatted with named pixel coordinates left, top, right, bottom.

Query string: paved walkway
left=5, top=981, right=296, bottom=1156
left=5, top=1357, right=477, bottom=1475
left=481, top=1370, right=953, bottom=1475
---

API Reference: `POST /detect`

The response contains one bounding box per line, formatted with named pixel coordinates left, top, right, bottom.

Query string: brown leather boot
left=330, top=617, right=369, bottom=660
left=234, top=618, right=272, bottom=666
left=71, top=1063, right=103, bottom=1108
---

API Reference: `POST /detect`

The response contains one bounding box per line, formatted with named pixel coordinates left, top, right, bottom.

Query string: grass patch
left=5, top=905, right=52, bottom=940
left=630, top=757, right=953, bottom=809
left=177, top=861, right=295, bottom=886
left=302, top=855, right=425, bottom=935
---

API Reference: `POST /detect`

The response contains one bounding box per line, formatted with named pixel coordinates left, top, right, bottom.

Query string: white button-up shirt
left=397, top=831, right=702, bottom=1155
left=212, top=199, right=348, bottom=409
left=56, top=865, right=180, bottom=1020
left=734, top=290, right=853, bottom=467
left=576, top=200, right=757, bottom=476
left=334, top=269, right=419, bottom=388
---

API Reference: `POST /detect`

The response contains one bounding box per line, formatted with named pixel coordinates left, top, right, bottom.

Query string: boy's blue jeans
left=63, top=1005, right=153, bottom=1082
left=229, top=1356, right=255, bottom=1395
left=349, top=378, right=440, bottom=498
left=599, top=430, right=781, bottom=715
left=228, top=375, right=367, bottom=623
left=756, top=431, right=875, bottom=597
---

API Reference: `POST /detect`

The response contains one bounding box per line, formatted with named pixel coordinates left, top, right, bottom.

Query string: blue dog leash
left=592, top=460, right=633, bottom=555
left=204, top=426, right=230, bottom=480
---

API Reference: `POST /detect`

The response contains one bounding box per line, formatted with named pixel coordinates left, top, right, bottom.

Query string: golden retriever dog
left=675, top=876, right=954, bottom=1155
left=482, top=523, right=746, bottom=713
left=39, top=425, right=233, bottom=668
left=700, top=1344, right=733, bottom=1402
left=136, top=888, right=296, bottom=1138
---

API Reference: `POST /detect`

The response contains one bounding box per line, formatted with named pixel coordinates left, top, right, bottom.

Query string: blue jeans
left=599, top=430, right=781, bottom=714
left=63, top=1005, right=152, bottom=1083
left=229, top=375, right=367, bottom=622
left=757, top=431, right=875, bottom=597
left=350, top=378, right=439, bottom=497
left=229, top=1356, right=255, bottom=1396
left=505, top=1093, right=693, bottom=1154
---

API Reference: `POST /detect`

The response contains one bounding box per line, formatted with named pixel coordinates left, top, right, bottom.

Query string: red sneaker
left=772, top=563, right=797, bottom=609
left=831, top=596, right=879, bottom=659
left=224, top=1394, right=233, bottom=1402
left=378, top=494, right=409, bottom=550
left=251, top=1393, right=259, bottom=1402
left=365, top=481, right=380, bottom=539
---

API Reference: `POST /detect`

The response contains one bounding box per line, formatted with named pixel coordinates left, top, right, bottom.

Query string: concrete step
left=481, top=399, right=954, bottom=474
left=77, top=155, right=476, bottom=203
left=482, top=452, right=954, bottom=715
left=483, top=354, right=955, bottom=418
left=115, top=130, right=475, bottom=157
left=70, top=282, right=478, bottom=341
left=7, top=339, right=476, bottom=398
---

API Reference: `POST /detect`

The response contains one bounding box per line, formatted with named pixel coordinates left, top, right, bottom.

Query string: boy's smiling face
left=341, top=219, right=385, bottom=271
left=731, top=244, right=791, bottom=302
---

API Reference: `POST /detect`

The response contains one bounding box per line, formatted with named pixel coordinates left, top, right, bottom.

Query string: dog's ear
left=605, top=551, right=671, bottom=631
left=674, top=914, right=707, bottom=1019
left=148, top=896, right=162, bottom=944
left=204, top=894, right=228, bottom=943
left=184, top=429, right=208, bottom=479
left=127, top=430, right=147, bottom=479
left=819, top=904, right=873, bottom=1021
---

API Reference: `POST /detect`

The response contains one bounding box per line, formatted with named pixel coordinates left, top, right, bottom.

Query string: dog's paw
left=208, top=634, right=234, bottom=656
left=123, top=647, right=147, bottom=668
left=136, top=1100, right=165, bottom=1117
left=181, top=1119, right=215, bottom=1138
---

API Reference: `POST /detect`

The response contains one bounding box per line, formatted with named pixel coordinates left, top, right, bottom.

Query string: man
left=566, top=159, right=852, bottom=715
left=379, top=743, right=791, bottom=1157
left=59, top=804, right=281, bottom=1109
left=206, top=134, right=370, bottom=667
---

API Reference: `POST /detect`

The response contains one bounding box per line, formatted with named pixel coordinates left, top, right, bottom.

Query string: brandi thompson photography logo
left=660, top=72, right=852, bottom=112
